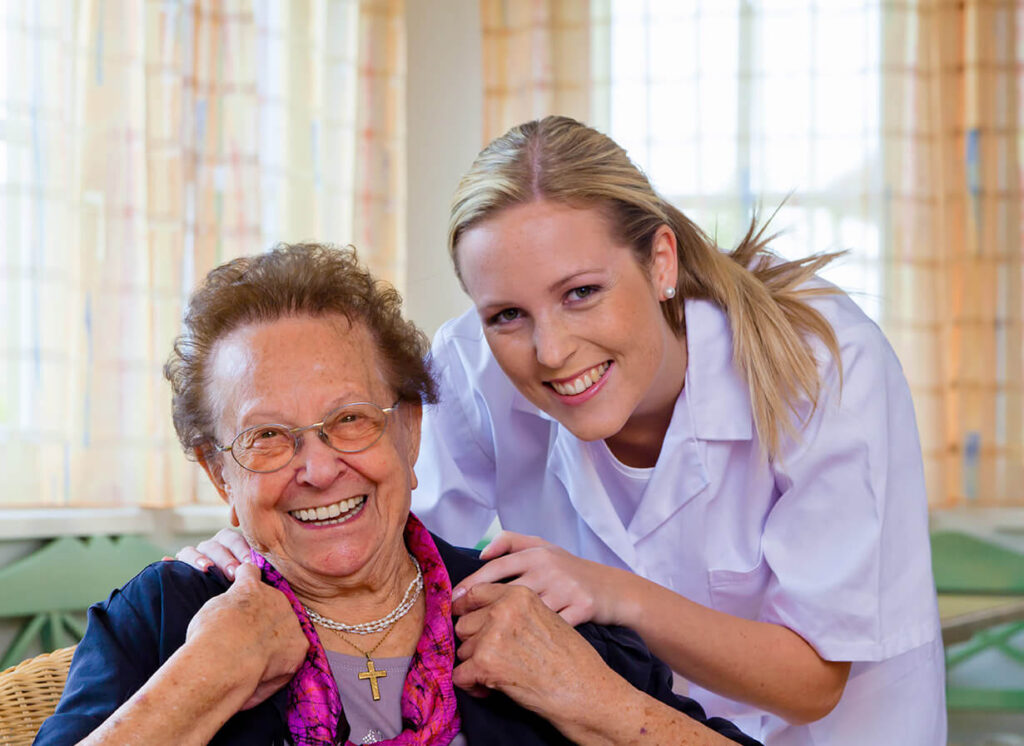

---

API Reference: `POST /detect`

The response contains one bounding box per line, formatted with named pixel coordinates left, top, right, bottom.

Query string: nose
left=295, top=431, right=347, bottom=488
left=532, top=316, right=574, bottom=370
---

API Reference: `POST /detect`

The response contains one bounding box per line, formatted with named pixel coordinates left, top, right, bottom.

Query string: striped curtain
left=480, top=0, right=603, bottom=141
left=0, top=0, right=405, bottom=507
left=883, top=0, right=1023, bottom=506
left=480, top=0, right=1024, bottom=506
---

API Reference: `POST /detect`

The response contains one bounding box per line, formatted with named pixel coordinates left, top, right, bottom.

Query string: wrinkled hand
left=453, top=531, right=627, bottom=627
left=185, top=562, right=308, bottom=710
left=175, top=528, right=253, bottom=580
left=452, top=582, right=620, bottom=725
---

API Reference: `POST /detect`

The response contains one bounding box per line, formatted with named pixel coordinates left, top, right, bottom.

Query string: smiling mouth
left=547, top=361, right=610, bottom=396
left=289, top=495, right=367, bottom=526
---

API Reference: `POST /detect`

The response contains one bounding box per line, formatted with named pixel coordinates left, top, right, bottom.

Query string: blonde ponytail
left=449, top=116, right=843, bottom=460
left=671, top=210, right=843, bottom=457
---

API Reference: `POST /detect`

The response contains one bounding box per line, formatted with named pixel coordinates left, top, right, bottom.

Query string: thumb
left=232, top=560, right=262, bottom=587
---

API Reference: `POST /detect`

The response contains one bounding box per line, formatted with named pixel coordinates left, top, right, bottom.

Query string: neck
left=605, top=329, right=687, bottom=468
left=301, top=551, right=427, bottom=660
left=318, top=593, right=426, bottom=660
left=289, top=549, right=419, bottom=626
left=604, top=410, right=673, bottom=467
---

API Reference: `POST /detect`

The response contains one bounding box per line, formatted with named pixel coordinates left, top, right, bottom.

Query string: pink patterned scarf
left=250, top=513, right=461, bottom=746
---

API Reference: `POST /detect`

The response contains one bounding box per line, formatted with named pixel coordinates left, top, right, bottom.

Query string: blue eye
left=566, top=285, right=600, bottom=302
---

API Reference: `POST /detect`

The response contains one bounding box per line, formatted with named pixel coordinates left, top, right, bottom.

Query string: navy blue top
left=35, top=534, right=760, bottom=745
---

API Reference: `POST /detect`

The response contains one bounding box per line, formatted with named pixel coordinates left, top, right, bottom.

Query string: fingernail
left=226, top=565, right=236, bottom=579
left=197, top=558, right=211, bottom=571
left=161, top=556, right=174, bottom=562
left=452, top=586, right=466, bottom=601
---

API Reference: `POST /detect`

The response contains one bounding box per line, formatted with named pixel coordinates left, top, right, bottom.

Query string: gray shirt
left=326, top=650, right=467, bottom=745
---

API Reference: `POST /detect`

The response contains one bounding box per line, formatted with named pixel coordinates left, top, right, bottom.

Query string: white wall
left=403, top=0, right=481, bottom=338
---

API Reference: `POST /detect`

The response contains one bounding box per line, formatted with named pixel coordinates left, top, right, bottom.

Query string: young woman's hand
left=174, top=528, right=253, bottom=579
left=453, top=531, right=635, bottom=628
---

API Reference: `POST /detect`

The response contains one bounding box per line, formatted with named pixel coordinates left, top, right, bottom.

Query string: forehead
left=456, top=201, right=635, bottom=292
left=206, top=314, right=388, bottom=425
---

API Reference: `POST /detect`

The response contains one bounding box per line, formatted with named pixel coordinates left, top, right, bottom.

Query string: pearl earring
left=663, top=287, right=676, bottom=299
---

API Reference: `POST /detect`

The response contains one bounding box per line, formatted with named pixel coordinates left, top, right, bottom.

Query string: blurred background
left=0, top=1, right=1022, bottom=743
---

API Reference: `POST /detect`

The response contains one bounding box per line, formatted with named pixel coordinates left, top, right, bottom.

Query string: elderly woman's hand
left=185, top=561, right=309, bottom=709
left=452, top=583, right=623, bottom=726
left=452, top=584, right=736, bottom=746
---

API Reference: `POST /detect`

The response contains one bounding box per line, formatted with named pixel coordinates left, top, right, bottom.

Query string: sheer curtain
left=0, top=0, right=405, bottom=507
left=479, top=0, right=1023, bottom=506
left=883, top=0, right=1022, bottom=506
left=480, top=0, right=599, bottom=140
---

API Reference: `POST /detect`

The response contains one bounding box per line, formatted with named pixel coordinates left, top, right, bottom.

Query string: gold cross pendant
left=358, top=657, right=388, bottom=701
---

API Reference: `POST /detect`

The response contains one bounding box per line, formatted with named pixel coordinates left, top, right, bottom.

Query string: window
left=608, top=0, right=882, bottom=319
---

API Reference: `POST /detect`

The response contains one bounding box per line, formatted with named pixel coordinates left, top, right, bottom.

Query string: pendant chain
left=327, top=621, right=398, bottom=660
left=302, top=554, right=422, bottom=635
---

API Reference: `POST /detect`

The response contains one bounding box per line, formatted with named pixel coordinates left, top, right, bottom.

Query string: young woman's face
left=456, top=200, right=685, bottom=443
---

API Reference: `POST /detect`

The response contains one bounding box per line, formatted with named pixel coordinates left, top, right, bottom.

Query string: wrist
left=178, top=632, right=264, bottom=706
left=607, top=566, right=645, bottom=629
left=554, top=670, right=644, bottom=746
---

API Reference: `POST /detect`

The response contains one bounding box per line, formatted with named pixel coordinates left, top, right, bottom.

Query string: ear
left=650, top=225, right=679, bottom=299
left=195, top=446, right=232, bottom=505
left=397, top=401, right=423, bottom=490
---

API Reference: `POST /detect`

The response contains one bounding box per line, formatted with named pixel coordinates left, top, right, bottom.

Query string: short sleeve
left=760, top=319, right=938, bottom=662
left=412, top=316, right=500, bottom=546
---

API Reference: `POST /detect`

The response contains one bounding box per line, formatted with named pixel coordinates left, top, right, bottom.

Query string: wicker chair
left=0, top=646, right=75, bottom=745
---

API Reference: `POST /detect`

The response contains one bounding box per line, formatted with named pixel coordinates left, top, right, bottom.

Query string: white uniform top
left=412, top=293, right=946, bottom=746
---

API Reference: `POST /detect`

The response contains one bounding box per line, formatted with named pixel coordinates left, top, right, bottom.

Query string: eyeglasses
left=213, top=401, right=400, bottom=473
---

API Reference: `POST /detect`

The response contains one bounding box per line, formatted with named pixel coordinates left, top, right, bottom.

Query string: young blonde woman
left=183, top=117, right=945, bottom=745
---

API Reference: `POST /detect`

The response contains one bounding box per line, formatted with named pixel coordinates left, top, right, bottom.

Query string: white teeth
left=290, top=496, right=366, bottom=525
left=551, top=362, right=609, bottom=397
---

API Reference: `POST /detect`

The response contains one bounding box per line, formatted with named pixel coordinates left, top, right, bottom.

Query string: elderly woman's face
left=200, top=314, right=421, bottom=586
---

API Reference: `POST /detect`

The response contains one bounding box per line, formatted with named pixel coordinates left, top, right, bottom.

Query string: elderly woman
left=35, top=244, right=758, bottom=746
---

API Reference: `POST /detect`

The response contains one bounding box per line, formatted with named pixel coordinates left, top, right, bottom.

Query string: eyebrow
left=547, top=268, right=604, bottom=294
left=235, top=391, right=373, bottom=428
left=477, top=268, right=607, bottom=311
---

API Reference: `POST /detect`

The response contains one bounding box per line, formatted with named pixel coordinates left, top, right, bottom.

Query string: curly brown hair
left=164, top=242, right=438, bottom=454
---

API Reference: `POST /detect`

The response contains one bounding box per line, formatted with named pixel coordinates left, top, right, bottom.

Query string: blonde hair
left=448, top=116, right=842, bottom=460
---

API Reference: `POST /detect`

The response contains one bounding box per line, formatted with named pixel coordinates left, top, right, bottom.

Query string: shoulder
left=796, top=277, right=898, bottom=366
left=430, top=308, right=488, bottom=376
left=430, top=309, right=522, bottom=409
left=34, top=564, right=234, bottom=746
left=112, top=560, right=232, bottom=618
left=425, top=309, right=539, bottom=464
left=430, top=532, right=485, bottom=585
left=89, top=561, right=232, bottom=656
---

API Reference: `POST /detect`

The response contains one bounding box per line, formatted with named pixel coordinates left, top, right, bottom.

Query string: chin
left=560, top=414, right=626, bottom=443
